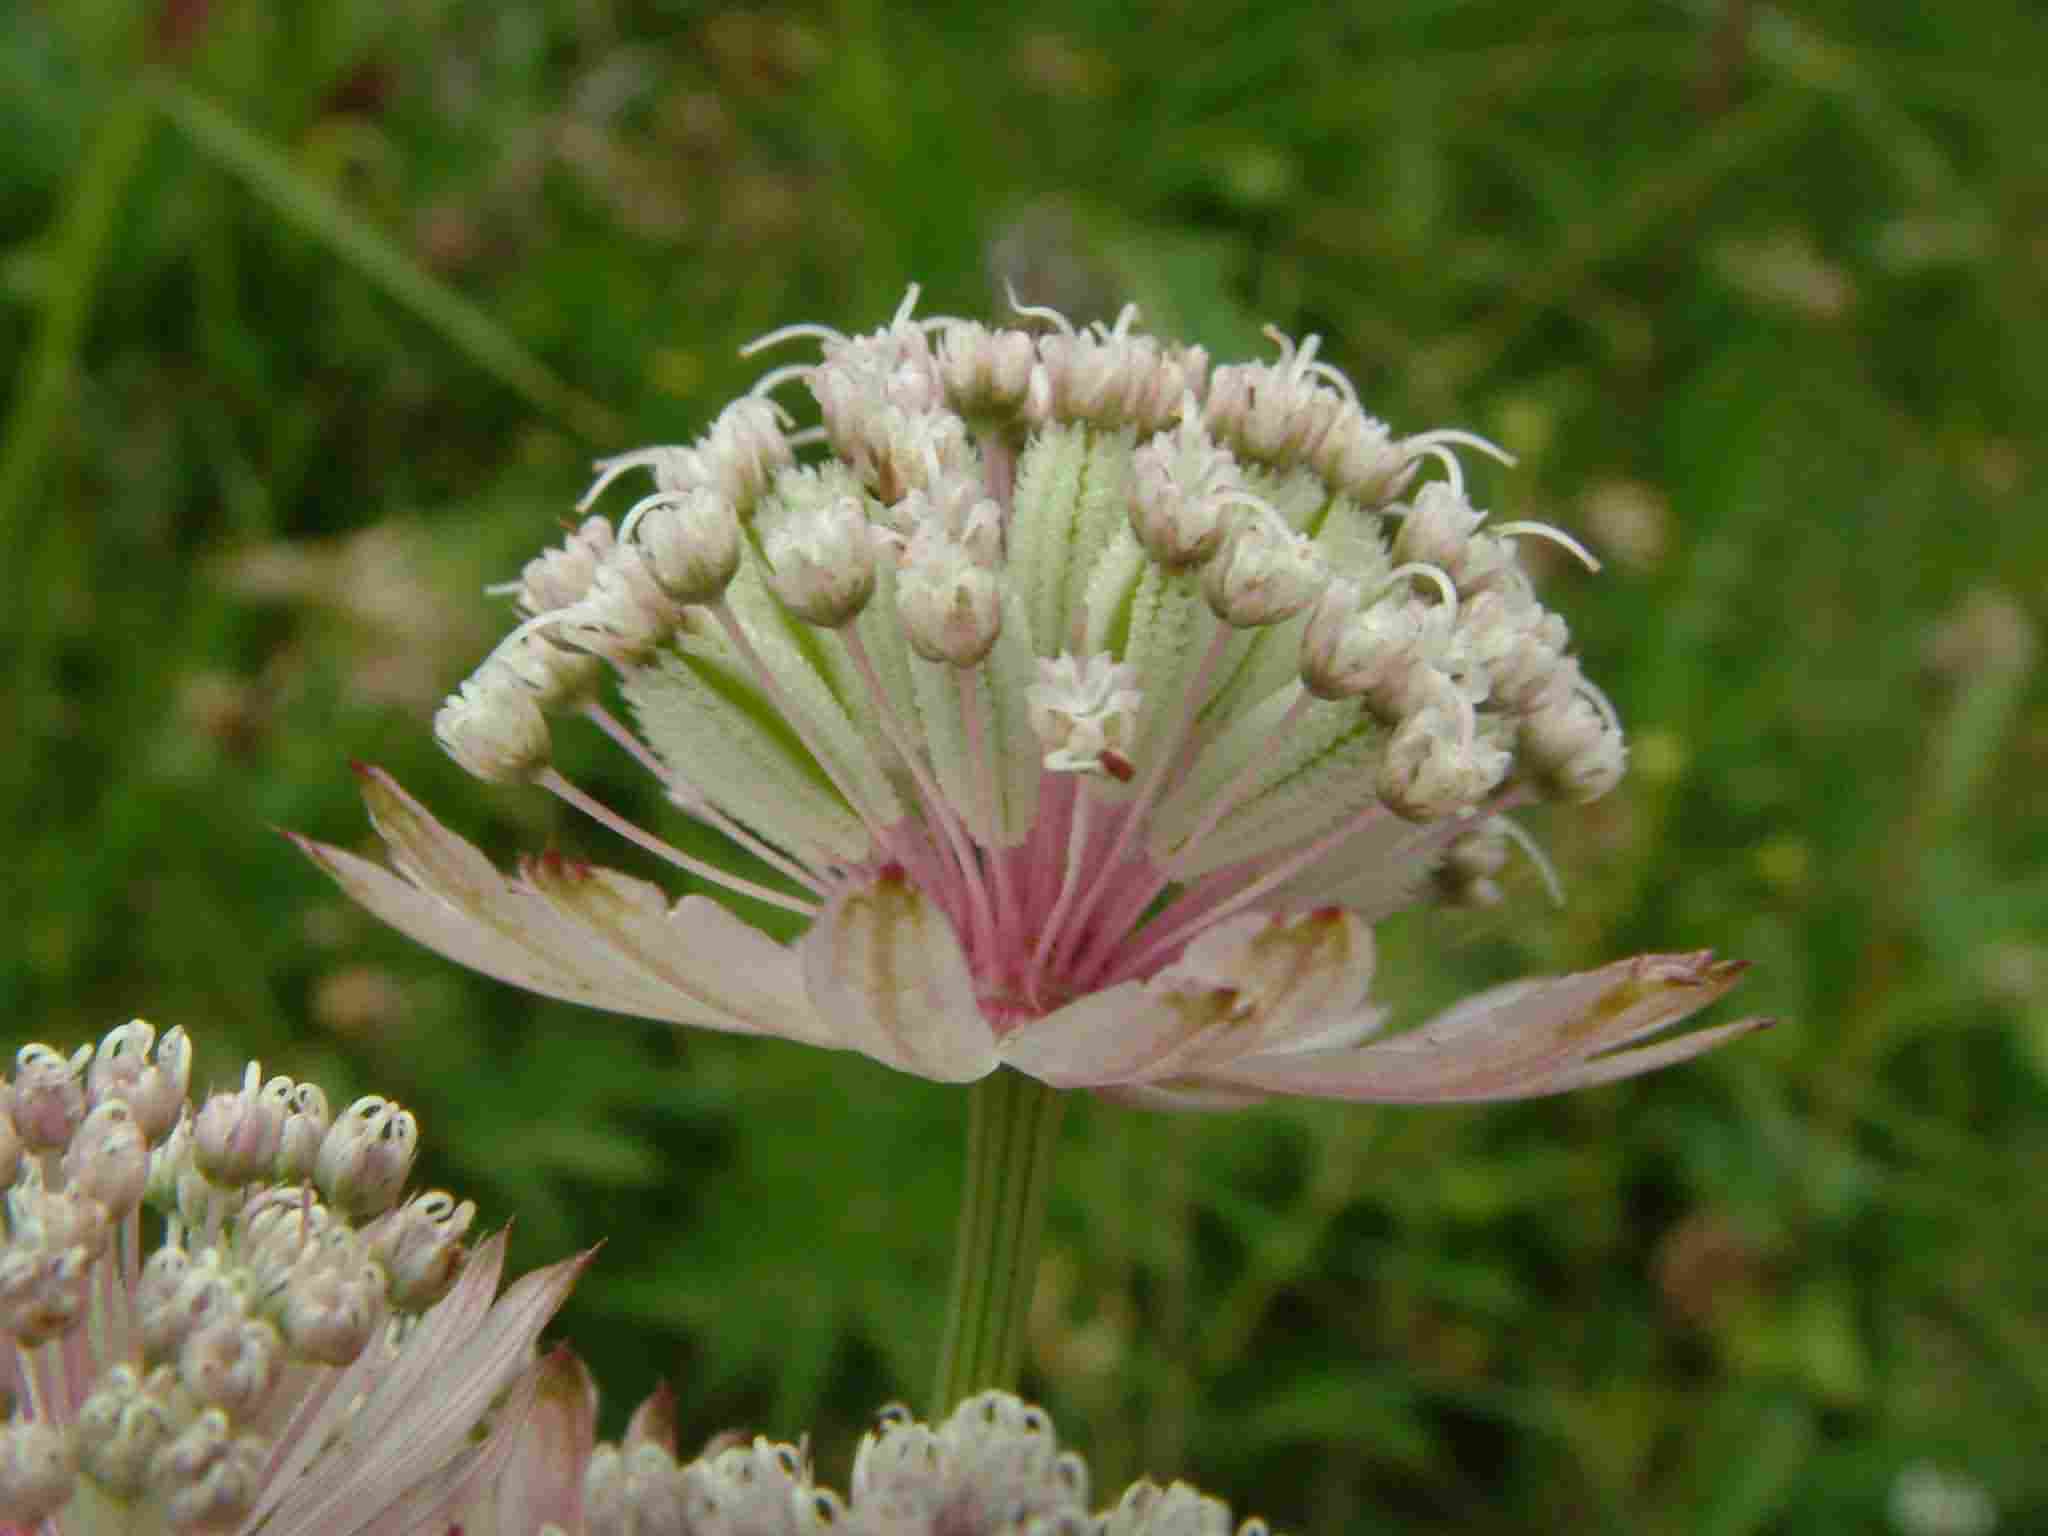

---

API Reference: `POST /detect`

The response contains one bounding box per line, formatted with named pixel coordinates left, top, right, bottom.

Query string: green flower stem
left=931, top=1068, right=1067, bottom=1416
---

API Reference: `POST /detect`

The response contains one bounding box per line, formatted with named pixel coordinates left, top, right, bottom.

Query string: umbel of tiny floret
left=0, top=1024, right=585, bottom=1533
left=459, top=1373, right=1272, bottom=1536
left=301, top=289, right=1765, bottom=1108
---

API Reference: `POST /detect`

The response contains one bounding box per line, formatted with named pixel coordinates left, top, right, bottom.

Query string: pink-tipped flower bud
left=274, top=1080, right=331, bottom=1184
left=1130, top=401, right=1239, bottom=569
left=192, top=1063, right=286, bottom=1188
left=516, top=514, right=616, bottom=617
left=898, top=525, right=1003, bottom=666
left=1520, top=687, right=1627, bottom=803
left=1379, top=693, right=1512, bottom=822
left=700, top=397, right=794, bottom=515
left=1392, top=482, right=1486, bottom=576
left=434, top=668, right=552, bottom=785
left=76, top=1365, right=179, bottom=1497
left=0, top=1244, right=93, bottom=1347
left=636, top=486, right=744, bottom=605
left=0, top=1419, right=75, bottom=1525
left=87, top=1020, right=191, bottom=1143
left=1204, top=510, right=1325, bottom=628
left=363, top=1189, right=475, bottom=1311
left=762, top=494, right=881, bottom=627
left=277, top=1251, right=384, bottom=1366
left=10, top=1042, right=91, bottom=1151
left=179, top=1314, right=281, bottom=1419
left=137, top=1247, right=236, bottom=1368
left=315, top=1096, right=418, bottom=1221
left=62, top=1099, right=149, bottom=1220
left=149, top=1408, right=266, bottom=1535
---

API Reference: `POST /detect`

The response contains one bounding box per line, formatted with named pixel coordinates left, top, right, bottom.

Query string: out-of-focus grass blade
left=152, top=79, right=622, bottom=446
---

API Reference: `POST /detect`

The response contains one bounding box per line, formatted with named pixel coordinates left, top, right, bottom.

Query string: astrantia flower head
left=301, top=288, right=1764, bottom=1108
left=0, top=1021, right=586, bottom=1533
left=459, top=1380, right=1272, bottom=1536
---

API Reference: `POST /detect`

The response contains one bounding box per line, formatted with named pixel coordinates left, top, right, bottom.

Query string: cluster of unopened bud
left=0, top=1022, right=475, bottom=1528
left=569, top=1389, right=1272, bottom=1536
left=433, top=287, right=1626, bottom=842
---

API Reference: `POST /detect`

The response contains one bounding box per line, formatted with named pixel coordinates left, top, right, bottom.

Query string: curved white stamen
left=786, top=425, right=830, bottom=450
left=738, top=321, right=843, bottom=358
left=890, top=284, right=923, bottom=326
left=1382, top=561, right=1461, bottom=620
left=1304, top=357, right=1361, bottom=409
left=1005, top=284, right=1075, bottom=334
left=1410, top=441, right=1467, bottom=498
left=917, top=314, right=968, bottom=334
left=1493, top=520, right=1603, bottom=573
left=579, top=449, right=674, bottom=511
left=747, top=361, right=814, bottom=401
left=483, top=577, right=524, bottom=598
left=617, top=489, right=688, bottom=544
left=1404, top=427, right=1517, bottom=468
left=1495, top=816, right=1565, bottom=907
left=537, top=769, right=819, bottom=918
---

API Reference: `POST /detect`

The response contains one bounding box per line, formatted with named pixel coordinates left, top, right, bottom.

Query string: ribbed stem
left=930, top=1068, right=1067, bottom=1416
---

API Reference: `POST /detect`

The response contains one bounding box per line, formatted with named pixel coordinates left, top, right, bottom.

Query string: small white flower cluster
left=545, top=1389, right=1270, bottom=1536
left=438, top=288, right=1618, bottom=849
left=0, top=1024, right=582, bottom=1534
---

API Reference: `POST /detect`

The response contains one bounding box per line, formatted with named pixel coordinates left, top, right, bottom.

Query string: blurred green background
left=4, top=0, right=2045, bottom=1530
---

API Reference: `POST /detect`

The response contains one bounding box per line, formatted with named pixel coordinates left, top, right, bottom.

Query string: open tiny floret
left=302, top=289, right=1763, bottom=1105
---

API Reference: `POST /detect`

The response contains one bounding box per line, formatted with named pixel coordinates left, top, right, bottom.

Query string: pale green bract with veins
left=300, top=289, right=1765, bottom=1108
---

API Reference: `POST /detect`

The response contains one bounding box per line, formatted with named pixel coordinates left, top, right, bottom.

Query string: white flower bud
left=937, top=321, right=1036, bottom=415
left=274, top=1080, right=330, bottom=1184
left=585, top=1441, right=690, bottom=1536
left=897, top=525, right=1003, bottom=666
left=363, top=1189, right=475, bottom=1311
left=698, top=397, right=795, bottom=514
left=1203, top=510, right=1325, bottom=628
left=149, top=1408, right=266, bottom=1535
left=62, top=1099, right=149, bottom=1219
left=76, top=1365, right=180, bottom=1496
left=1315, top=409, right=1412, bottom=505
left=635, top=486, right=743, bottom=605
left=1379, top=695, right=1512, bottom=821
left=515, top=514, right=615, bottom=616
left=1099, top=1478, right=1236, bottom=1536
left=1027, top=654, right=1143, bottom=780
left=1299, top=586, right=1446, bottom=717
left=1392, top=482, right=1486, bottom=576
left=87, top=1020, right=190, bottom=1143
left=278, top=1250, right=384, bottom=1365
left=0, top=1244, right=93, bottom=1346
left=680, top=1438, right=811, bottom=1536
left=1130, top=401, right=1239, bottom=568
left=11, top=1042, right=91, bottom=1151
left=179, top=1314, right=281, bottom=1419
left=487, top=627, right=603, bottom=709
left=314, top=1096, right=418, bottom=1221
left=761, top=494, right=880, bottom=627
left=0, top=1418, right=74, bottom=1524
left=138, top=1247, right=236, bottom=1367
left=434, top=668, right=551, bottom=785
left=8, top=1161, right=110, bottom=1256
left=551, top=543, right=683, bottom=668
left=1520, top=687, right=1627, bottom=802
left=192, top=1063, right=286, bottom=1188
